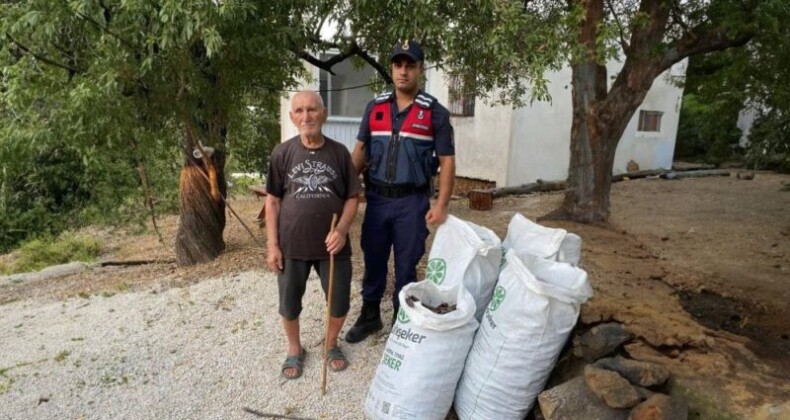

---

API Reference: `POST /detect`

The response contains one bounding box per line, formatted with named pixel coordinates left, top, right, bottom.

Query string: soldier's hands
left=267, top=246, right=283, bottom=273
left=425, top=205, right=449, bottom=225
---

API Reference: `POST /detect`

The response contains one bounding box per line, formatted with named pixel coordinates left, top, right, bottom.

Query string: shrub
left=4, top=232, right=102, bottom=274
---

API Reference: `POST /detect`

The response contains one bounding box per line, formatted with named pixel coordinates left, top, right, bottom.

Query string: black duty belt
left=367, top=183, right=430, bottom=198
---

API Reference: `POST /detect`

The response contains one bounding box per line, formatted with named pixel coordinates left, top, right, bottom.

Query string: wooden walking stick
left=322, top=213, right=339, bottom=396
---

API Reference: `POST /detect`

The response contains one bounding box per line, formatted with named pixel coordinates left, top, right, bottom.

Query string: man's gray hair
left=292, top=90, right=325, bottom=109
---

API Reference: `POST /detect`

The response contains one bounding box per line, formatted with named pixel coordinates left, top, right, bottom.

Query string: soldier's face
left=392, top=57, right=423, bottom=93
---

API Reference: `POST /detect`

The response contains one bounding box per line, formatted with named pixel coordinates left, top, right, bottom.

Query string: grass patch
left=54, top=350, right=71, bottom=363
left=2, top=232, right=101, bottom=275
left=676, top=383, right=740, bottom=420
left=0, top=374, right=12, bottom=395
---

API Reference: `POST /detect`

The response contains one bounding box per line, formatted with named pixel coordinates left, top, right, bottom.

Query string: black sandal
left=281, top=347, right=306, bottom=379
left=327, top=347, right=349, bottom=372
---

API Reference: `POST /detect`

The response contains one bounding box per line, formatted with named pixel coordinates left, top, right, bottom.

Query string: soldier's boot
left=345, top=299, right=383, bottom=343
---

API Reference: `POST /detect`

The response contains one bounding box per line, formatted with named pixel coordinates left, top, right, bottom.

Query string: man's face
left=391, top=57, right=423, bottom=93
left=289, top=92, right=327, bottom=138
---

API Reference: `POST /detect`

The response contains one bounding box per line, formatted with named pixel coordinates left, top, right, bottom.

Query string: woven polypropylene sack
left=503, top=213, right=582, bottom=266
left=453, top=251, right=592, bottom=419
left=427, top=215, right=501, bottom=320
left=365, top=282, right=479, bottom=420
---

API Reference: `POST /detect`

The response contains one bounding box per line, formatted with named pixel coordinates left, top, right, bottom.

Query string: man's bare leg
left=282, top=317, right=301, bottom=378
left=327, top=316, right=347, bottom=370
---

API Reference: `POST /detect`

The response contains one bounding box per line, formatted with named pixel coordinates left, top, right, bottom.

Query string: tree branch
left=660, top=25, right=754, bottom=70
left=605, top=0, right=629, bottom=52
left=76, top=12, right=136, bottom=50
left=293, top=39, right=392, bottom=84
left=627, top=0, right=671, bottom=57
left=6, top=34, right=80, bottom=75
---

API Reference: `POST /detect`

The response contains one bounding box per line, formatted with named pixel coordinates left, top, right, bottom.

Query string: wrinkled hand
left=267, top=246, right=283, bottom=273
left=425, top=205, right=448, bottom=226
left=325, top=229, right=347, bottom=255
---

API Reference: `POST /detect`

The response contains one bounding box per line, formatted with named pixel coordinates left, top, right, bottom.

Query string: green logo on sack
left=488, top=286, right=506, bottom=312
left=397, top=308, right=410, bottom=324
left=426, top=258, right=447, bottom=284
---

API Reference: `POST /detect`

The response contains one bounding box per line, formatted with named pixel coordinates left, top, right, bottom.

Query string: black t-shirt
left=266, top=136, right=361, bottom=260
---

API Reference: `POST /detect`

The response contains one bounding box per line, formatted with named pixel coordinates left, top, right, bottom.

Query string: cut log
left=100, top=260, right=176, bottom=267
left=612, top=169, right=669, bottom=182
left=468, top=180, right=566, bottom=211
left=659, top=169, right=730, bottom=180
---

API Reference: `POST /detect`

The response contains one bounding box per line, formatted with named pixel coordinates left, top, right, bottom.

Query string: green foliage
left=1, top=1, right=314, bottom=251
left=676, top=92, right=743, bottom=165
left=224, top=95, right=282, bottom=175
left=746, top=110, right=790, bottom=172
left=677, top=0, right=790, bottom=167
left=2, top=231, right=101, bottom=275
left=227, top=174, right=263, bottom=198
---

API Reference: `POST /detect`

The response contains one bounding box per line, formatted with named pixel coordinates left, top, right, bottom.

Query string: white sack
left=427, top=215, right=502, bottom=320
left=454, top=251, right=592, bottom=420
left=365, top=281, right=479, bottom=420
left=503, top=213, right=582, bottom=266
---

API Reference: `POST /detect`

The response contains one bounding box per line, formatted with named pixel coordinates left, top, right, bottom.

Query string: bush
left=227, top=174, right=264, bottom=198
left=2, top=232, right=102, bottom=275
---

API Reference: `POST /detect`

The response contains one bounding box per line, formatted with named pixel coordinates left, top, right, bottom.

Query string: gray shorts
left=278, top=258, right=352, bottom=321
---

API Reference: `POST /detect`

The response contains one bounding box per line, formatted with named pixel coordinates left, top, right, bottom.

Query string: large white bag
left=454, top=251, right=592, bottom=419
left=365, top=281, right=479, bottom=420
left=427, top=215, right=502, bottom=320
left=502, top=213, right=582, bottom=266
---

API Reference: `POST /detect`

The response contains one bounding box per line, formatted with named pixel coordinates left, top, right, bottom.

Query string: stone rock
left=539, top=376, right=629, bottom=420
left=584, top=366, right=642, bottom=409
left=627, top=160, right=640, bottom=172
left=628, top=394, right=689, bottom=420
left=593, top=356, right=671, bottom=387
left=635, top=386, right=656, bottom=401
left=573, top=322, right=633, bottom=361
left=0, top=261, right=91, bottom=286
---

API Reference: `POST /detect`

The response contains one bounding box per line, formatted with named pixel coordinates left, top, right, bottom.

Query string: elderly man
left=265, top=90, right=361, bottom=379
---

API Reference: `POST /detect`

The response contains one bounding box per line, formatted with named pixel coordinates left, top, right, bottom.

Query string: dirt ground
left=2, top=170, right=789, bottom=418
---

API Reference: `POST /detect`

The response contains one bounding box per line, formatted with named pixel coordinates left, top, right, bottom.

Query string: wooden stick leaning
left=321, top=213, right=339, bottom=396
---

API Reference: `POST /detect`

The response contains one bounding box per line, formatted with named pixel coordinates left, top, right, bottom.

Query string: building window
left=448, top=76, right=475, bottom=117
left=638, top=110, right=662, bottom=132
left=318, top=54, right=376, bottom=117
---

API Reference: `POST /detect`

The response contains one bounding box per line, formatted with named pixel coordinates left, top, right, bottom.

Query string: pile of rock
left=537, top=322, right=689, bottom=420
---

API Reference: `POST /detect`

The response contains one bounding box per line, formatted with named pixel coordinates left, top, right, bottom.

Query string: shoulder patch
left=414, top=93, right=435, bottom=109
left=374, top=92, right=393, bottom=104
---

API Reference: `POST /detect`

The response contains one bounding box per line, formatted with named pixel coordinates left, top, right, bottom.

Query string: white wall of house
left=507, top=67, right=574, bottom=186
left=431, top=59, right=686, bottom=186
left=612, top=61, right=686, bottom=174
left=425, top=67, right=514, bottom=186
left=737, top=106, right=758, bottom=147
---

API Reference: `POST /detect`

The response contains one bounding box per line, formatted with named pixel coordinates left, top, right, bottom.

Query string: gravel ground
left=0, top=270, right=393, bottom=420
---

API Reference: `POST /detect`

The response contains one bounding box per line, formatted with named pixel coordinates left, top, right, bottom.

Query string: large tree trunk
left=557, top=0, right=663, bottom=223
left=175, top=149, right=227, bottom=265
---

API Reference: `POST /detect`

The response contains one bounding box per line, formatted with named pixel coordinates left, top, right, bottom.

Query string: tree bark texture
left=175, top=151, right=227, bottom=266
left=559, top=0, right=751, bottom=223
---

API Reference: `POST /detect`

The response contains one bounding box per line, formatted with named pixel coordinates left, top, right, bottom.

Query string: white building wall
left=613, top=60, right=686, bottom=173
left=507, top=67, right=574, bottom=186
left=450, top=60, right=685, bottom=186
left=427, top=67, right=514, bottom=186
